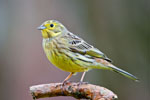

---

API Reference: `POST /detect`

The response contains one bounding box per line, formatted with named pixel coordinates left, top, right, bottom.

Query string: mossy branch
left=30, top=82, right=117, bottom=100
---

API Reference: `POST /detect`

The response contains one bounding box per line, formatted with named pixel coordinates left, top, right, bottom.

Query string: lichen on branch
left=30, top=82, right=117, bottom=100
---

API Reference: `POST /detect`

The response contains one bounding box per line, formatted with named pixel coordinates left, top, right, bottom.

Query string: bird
left=37, top=20, right=138, bottom=83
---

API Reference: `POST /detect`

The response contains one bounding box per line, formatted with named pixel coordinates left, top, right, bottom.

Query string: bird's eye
left=50, top=24, right=54, bottom=27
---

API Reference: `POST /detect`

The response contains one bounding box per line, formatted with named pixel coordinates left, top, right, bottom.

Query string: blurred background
left=0, top=0, right=149, bottom=100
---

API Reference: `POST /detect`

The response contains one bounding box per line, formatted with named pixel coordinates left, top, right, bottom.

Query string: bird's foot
left=60, top=80, right=72, bottom=95
left=62, top=80, right=72, bottom=86
left=77, top=81, right=89, bottom=86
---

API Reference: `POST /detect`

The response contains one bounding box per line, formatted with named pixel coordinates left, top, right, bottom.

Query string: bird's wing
left=66, top=33, right=112, bottom=62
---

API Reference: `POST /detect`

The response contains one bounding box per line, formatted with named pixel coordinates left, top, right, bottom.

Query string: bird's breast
left=42, top=38, right=88, bottom=72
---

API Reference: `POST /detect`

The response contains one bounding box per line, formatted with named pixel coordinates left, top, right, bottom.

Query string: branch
left=30, top=82, right=117, bottom=100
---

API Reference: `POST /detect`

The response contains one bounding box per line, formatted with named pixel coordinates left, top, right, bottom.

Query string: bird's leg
left=80, top=71, right=86, bottom=82
left=78, top=72, right=88, bottom=86
left=77, top=72, right=88, bottom=94
left=61, top=72, right=74, bottom=94
left=62, top=72, right=74, bottom=85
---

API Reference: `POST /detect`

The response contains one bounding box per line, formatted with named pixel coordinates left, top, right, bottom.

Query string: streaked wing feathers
left=66, top=33, right=112, bottom=62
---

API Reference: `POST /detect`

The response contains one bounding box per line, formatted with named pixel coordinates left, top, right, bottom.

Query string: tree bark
left=30, top=82, right=117, bottom=100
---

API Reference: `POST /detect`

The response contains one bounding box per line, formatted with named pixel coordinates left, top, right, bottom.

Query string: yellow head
left=38, top=20, right=67, bottom=38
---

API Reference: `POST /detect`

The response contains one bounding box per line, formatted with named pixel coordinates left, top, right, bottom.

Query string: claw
left=62, top=80, right=72, bottom=86
left=77, top=81, right=89, bottom=86
left=61, top=80, right=72, bottom=95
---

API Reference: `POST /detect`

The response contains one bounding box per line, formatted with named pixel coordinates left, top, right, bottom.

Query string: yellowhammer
left=38, top=20, right=138, bottom=82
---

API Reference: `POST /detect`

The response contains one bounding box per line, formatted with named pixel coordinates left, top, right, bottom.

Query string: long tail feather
left=95, top=58, right=139, bottom=81
left=109, top=65, right=139, bottom=82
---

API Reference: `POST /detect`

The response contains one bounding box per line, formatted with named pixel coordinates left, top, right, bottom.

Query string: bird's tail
left=108, top=64, right=139, bottom=81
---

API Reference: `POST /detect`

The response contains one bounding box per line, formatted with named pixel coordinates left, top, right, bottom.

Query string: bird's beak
left=37, top=25, right=46, bottom=30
